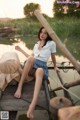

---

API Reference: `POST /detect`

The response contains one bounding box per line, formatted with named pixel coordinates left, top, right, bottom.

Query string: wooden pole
left=53, top=79, right=80, bottom=91
left=34, top=10, right=80, bottom=74
left=56, top=71, right=73, bottom=102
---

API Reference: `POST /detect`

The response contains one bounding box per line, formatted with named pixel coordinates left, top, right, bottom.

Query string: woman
left=14, top=27, right=58, bottom=119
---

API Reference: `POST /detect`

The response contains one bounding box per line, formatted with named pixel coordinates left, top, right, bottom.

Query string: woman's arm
left=51, top=53, right=56, bottom=68
left=15, top=46, right=30, bottom=58
left=51, top=53, right=59, bottom=71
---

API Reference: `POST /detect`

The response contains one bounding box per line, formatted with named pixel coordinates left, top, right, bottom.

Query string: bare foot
left=27, top=104, right=35, bottom=119
left=14, top=88, right=21, bottom=98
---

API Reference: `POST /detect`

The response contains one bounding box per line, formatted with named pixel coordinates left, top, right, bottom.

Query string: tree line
left=23, top=1, right=80, bottom=19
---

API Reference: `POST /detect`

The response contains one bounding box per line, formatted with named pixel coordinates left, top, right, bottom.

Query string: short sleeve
left=33, top=43, right=37, bottom=53
left=50, top=41, right=56, bottom=53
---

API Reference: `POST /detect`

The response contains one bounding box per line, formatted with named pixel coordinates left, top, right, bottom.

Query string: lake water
left=0, top=38, right=80, bottom=106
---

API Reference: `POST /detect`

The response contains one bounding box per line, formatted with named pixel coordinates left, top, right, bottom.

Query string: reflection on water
left=0, top=35, right=80, bottom=61
left=0, top=39, right=80, bottom=105
left=0, top=40, right=32, bottom=62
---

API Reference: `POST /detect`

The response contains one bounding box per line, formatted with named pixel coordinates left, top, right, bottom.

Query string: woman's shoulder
left=47, top=40, right=56, bottom=46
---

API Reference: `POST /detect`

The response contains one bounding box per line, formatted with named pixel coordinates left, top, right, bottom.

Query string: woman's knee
left=26, top=56, right=34, bottom=64
left=36, top=68, right=44, bottom=75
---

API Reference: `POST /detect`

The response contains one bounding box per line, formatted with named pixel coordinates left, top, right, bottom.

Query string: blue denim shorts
left=33, top=59, right=48, bottom=80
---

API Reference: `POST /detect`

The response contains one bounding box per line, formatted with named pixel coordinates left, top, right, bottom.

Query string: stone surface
left=50, top=96, right=72, bottom=109
left=58, top=106, right=80, bottom=120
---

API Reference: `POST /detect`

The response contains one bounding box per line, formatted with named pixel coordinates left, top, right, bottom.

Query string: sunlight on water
left=0, top=41, right=32, bottom=63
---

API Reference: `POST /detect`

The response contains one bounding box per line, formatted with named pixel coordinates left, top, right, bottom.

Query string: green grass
left=0, top=16, right=80, bottom=60
left=0, top=16, right=80, bottom=40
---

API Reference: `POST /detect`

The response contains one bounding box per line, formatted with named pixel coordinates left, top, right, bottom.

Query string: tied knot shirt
left=33, top=41, right=56, bottom=62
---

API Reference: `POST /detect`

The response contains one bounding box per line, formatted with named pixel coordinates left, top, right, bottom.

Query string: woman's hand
left=15, top=45, right=30, bottom=58
left=54, top=66, right=60, bottom=72
left=15, top=46, right=22, bottom=52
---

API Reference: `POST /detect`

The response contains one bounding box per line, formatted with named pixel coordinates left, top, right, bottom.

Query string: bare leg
left=14, top=56, right=34, bottom=98
left=27, top=68, right=44, bottom=119
left=18, top=65, right=34, bottom=83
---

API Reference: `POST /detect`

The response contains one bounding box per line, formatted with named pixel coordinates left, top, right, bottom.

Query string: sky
left=0, top=0, right=55, bottom=18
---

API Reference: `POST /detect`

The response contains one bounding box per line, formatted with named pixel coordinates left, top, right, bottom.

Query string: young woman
left=14, top=27, right=58, bottom=119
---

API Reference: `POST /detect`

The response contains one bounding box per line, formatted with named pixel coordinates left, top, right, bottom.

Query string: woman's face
left=39, top=28, right=48, bottom=41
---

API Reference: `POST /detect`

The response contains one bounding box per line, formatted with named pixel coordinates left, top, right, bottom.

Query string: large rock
left=58, top=106, right=80, bottom=120
left=50, top=97, right=72, bottom=109
left=49, top=97, right=72, bottom=120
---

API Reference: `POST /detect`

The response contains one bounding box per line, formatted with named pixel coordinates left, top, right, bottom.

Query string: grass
left=0, top=16, right=80, bottom=60
left=0, top=16, right=80, bottom=39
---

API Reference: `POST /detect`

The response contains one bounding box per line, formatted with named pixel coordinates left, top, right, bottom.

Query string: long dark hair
left=38, top=27, right=52, bottom=47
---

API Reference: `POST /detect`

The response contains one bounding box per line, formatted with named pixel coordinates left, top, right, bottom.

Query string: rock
left=50, top=96, right=72, bottom=110
left=58, top=106, right=80, bottom=120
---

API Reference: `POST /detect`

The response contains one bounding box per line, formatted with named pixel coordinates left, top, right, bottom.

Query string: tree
left=53, top=0, right=64, bottom=18
left=24, top=3, right=40, bottom=19
left=53, top=0, right=80, bottom=18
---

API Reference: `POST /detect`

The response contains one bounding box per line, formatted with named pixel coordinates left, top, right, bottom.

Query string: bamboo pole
left=53, top=79, right=80, bottom=91
left=34, top=10, right=80, bottom=74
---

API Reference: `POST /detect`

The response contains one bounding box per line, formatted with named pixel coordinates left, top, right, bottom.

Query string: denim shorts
left=33, top=59, right=48, bottom=80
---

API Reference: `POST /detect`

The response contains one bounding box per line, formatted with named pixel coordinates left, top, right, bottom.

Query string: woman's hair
left=38, top=27, right=52, bottom=47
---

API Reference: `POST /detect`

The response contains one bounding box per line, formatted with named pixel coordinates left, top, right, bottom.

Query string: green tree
left=53, top=0, right=80, bottom=18
left=73, top=0, right=80, bottom=18
left=53, top=0, right=64, bottom=18
left=24, top=3, right=40, bottom=19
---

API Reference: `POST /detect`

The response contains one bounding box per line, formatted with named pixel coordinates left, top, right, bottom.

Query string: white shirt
left=33, top=41, right=56, bottom=62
